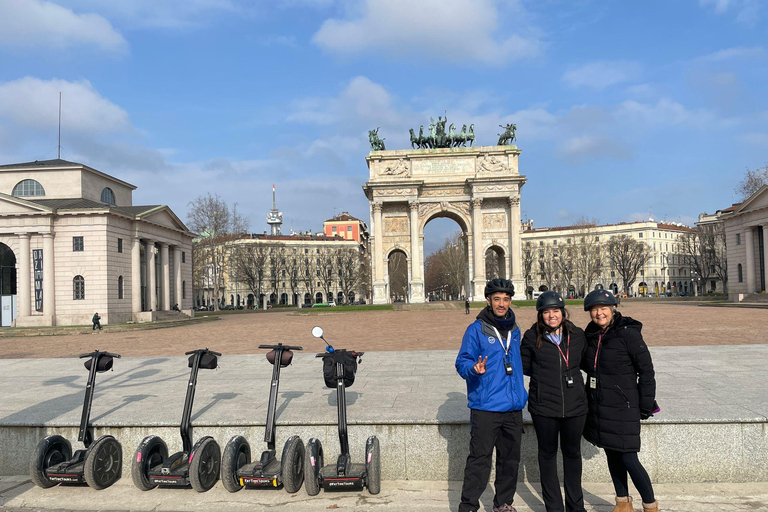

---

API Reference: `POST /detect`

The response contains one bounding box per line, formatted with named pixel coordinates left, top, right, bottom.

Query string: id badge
left=565, top=374, right=574, bottom=388
left=504, top=362, right=514, bottom=375
left=589, top=377, right=597, bottom=389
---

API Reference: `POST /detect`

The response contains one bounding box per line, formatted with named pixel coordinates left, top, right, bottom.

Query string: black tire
left=84, top=436, right=122, bottom=490
left=221, top=435, right=250, bottom=493
left=131, top=435, right=168, bottom=491
left=190, top=437, right=221, bottom=492
left=281, top=436, right=304, bottom=493
left=303, top=438, right=322, bottom=496
left=30, top=435, right=72, bottom=489
left=365, top=436, right=380, bottom=495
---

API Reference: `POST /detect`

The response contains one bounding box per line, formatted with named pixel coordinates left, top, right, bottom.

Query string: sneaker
left=493, top=505, right=517, bottom=512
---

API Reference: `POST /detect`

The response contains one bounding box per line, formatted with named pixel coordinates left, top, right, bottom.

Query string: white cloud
left=59, top=0, right=238, bottom=29
left=698, top=0, right=762, bottom=24
left=562, top=61, right=641, bottom=90
left=312, top=0, right=541, bottom=65
left=615, top=98, right=717, bottom=128
left=0, top=77, right=131, bottom=134
left=0, top=0, right=126, bottom=52
left=695, top=46, right=766, bottom=63
left=560, top=135, right=629, bottom=160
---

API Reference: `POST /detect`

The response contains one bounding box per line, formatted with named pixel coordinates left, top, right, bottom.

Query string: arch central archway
left=423, top=216, right=470, bottom=302
left=363, top=145, right=527, bottom=304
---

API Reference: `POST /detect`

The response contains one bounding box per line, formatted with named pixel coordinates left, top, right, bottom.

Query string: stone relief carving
left=383, top=236, right=411, bottom=243
left=421, top=188, right=466, bottom=197
left=508, top=195, right=520, bottom=206
left=474, top=184, right=513, bottom=193
left=483, top=213, right=507, bottom=231
left=373, top=188, right=416, bottom=198
left=385, top=217, right=409, bottom=233
left=477, top=154, right=510, bottom=174
left=380, top=158, right=410, bottom=177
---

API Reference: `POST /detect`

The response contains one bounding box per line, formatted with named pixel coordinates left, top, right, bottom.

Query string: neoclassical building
left=721, top=185, right=768, bottom=301
left=0, top=159, right=194, bottom=327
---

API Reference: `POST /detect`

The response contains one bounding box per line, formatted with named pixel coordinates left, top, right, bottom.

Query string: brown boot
left=611, top=495, right=633, bottom=512
left=642, top=501, right=659, bottom=511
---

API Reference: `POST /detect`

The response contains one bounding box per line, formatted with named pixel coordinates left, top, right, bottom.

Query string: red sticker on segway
left=137, top=453, right=142, bottom=462
left=367, top=453, right=371, bottom=463
left=310, top=456, right=315, bottom=466
left=188, top=453, right=194, bottom=463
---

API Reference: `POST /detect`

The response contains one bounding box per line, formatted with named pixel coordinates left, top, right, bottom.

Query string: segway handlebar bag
left=322, top=350, right=358, bottom=389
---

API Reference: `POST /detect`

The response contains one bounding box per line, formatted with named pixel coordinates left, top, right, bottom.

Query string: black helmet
left=536, top=291, right=564, bottom=311
left=584, top=289, right=617, bottom=311
left=484, top=278, right=515, bottom=298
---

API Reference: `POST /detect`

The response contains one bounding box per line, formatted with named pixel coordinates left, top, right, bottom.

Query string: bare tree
left=710, top=223, right=728, bottom=294
left=187, top=193, right=249, bottom=311
left=522, top=243, right=535, bottom=298
left=284, top=249, right=301, bottom=306
left=537, top=243, right=558, bottom=291
left=298, top=254, right=317, bottom=304
left=336, top=247, right=362, bottom=304
left=555, top=244, right=576, bottom=296
left=485, top=248, right=502, bottom=279
left=317, top=248, right=337, bottom=302
left=607, top=235, right=652, bottom=295
left=572, top=218, right=603, bottom=295
left=735, top=164, right=768, bottom=200
left=266, top=245, right=285, bottom=304
left=679, top=228, right=717, bottom=296
left=388, top=251, right=408, bottom=301
left=424, top=232, right=468, bottom=300
left=229, top=242, right=268, bottom=306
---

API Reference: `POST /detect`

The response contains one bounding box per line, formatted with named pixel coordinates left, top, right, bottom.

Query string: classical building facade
left=721, top=185, right=768, bottom=301
left=521, top=220, right=701, bottom=297
left=0, top=159, right=194, bottom=327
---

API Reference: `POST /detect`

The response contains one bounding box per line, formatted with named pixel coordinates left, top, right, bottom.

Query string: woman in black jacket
left=582, top=289, right=658, bottom=512
left=521, top=291, right=587, bottom=512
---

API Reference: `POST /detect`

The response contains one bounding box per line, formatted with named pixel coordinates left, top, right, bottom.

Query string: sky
left=0, top=0, right=766, bottom=255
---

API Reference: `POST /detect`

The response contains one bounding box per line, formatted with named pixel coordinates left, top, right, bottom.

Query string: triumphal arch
left=363, top=124, right=527, bottom=304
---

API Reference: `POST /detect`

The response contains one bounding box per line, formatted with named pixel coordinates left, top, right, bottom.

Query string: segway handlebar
left=184, top=348, right=222, bottom=356
left=79, top=351, right=121, bottom=359
left=258, top=344, right=303, bottom=351
left=315, top=350, right=364, bottom=358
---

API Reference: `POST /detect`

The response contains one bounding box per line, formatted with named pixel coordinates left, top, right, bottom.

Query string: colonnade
left=14, top=232, right=56, bottom=322
left=743, top=225, right=768, bottom=293
left=132, top=237, right=185, bottom=313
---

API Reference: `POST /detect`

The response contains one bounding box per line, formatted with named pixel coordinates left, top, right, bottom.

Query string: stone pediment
left=138, top=207, right=190, bottom=233
left=0, top=193, right=52, bottom=215
left=735, top=185, right=768, bottom=215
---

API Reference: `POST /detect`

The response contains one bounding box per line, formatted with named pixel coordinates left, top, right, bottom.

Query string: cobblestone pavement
left=1, top=302, right=766, bottom=359
left=1, top=476, right=767, bottom=511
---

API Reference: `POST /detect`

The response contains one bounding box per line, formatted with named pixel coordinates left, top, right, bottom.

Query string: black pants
left=531, top=414, right=586, bottom=512
left=604, top=449, right=655, bottom=503
left=459, top=409, right=523, bottom=512
left=92, top=321, right=101, bottom=330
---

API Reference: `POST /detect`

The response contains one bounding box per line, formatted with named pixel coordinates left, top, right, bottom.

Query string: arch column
left=131, top=236, right=142, bottom=315
left=471, top=198, right=485, bottom=300
left=145, top=239, right=157, bottom=312
left=507, top=195, right=523, bottom=294
left=17, top=233, right=31, bottom=319
left=408, top=200, right=425, bottom=303
left=42, top=233, right=55, bottom=324
left=160, top=243, right=170, bottom=311
left=372, top=202, right=387, bottom=304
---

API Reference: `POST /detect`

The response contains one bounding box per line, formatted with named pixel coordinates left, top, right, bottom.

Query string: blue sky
left=0, top=0, right=766, bottom=254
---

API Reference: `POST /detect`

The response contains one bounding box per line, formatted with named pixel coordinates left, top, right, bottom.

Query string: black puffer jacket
left=521, top=320, right=588, bottom=418
left=582, top=313, right=656, bottom=452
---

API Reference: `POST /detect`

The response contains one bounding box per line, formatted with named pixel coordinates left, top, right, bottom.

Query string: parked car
left=327, top=301, right=336, bottom=307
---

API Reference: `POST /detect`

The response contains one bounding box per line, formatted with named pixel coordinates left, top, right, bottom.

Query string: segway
left=304, top=326, right=380, bottom=495
left=221, top=343, right=305, bottom=493
left=30, top=350, right=123, bottom=490
left=131, top=348, right=221, bottom=492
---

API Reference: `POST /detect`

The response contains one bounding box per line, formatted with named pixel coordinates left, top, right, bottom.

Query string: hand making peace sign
left=473, top=356, right=488, bottom=375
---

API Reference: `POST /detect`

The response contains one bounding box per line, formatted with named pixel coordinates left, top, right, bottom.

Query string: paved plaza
left=0, top=301, right=766, bottom=359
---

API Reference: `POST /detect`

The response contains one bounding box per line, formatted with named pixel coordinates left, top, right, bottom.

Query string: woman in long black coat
left=581, top=289, right=658, bottom=512
left=521, top=291, right=588, bottom=512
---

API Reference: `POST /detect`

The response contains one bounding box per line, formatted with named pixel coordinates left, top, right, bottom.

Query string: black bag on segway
left=322, top=351, right=357, bottom=389
left=84, top=355, right=113, bottom=372
left=189, top=352, right=218, bottom=369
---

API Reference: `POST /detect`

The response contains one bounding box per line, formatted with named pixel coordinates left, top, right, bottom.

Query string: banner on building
left=33, top=249, right=43, bottom=312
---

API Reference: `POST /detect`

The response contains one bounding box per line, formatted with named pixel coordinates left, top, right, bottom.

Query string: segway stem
left=180, top=350, right=203, bottom=453
left=336, top=360, right=350, bottom=457
left=263, top=346, right=284, bottom=450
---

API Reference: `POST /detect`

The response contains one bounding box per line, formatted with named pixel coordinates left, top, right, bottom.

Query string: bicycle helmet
left=536, top=290, right=564, bottom=311
left=583, top=289, right=617, bottom=311
left=484, top=278, right=515, bottom=298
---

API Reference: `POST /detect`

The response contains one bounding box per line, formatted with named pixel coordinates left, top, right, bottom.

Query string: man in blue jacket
left=455, top=278, right=528, bottom=512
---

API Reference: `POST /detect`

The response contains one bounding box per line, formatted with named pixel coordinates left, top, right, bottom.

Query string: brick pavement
left=0, top=302, right=765, bottom=359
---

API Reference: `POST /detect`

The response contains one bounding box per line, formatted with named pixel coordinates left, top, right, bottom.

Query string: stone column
left=42, top=233, right=55, bottom=323
left=372, top=202, right=387, bottom=304
left=471, top=198, right=484, bottom=300
left=408, top=200, right=424, bottom=303
left=763, top=226, right=768, bottom=292
left=146, top=239, right=157, bottom=311
left=745, top=228, right=755, bottom=293
left=131, top=236, right=142, bottom=314
left=174, top=247, right=182, bottom=309
left=17, top=233, right=31, bottom=318
left=508, top=194, right=521, bottom=282
left=160, top=243, right=170, bottom=311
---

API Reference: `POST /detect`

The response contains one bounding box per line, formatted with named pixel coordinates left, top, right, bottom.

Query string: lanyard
left=593, top=333, right=603, bottom=371
left=552, top=333, right=570, bottom=368
left=491, top=326, right=512, bottom=357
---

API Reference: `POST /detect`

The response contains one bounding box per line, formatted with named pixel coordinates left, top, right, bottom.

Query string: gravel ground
left=0, top=302, right=765, bottom=359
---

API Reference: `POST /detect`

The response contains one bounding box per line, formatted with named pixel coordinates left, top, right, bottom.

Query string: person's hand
left=473, top=356, right=488, bottom=375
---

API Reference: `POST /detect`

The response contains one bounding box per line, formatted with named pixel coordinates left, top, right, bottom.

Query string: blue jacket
left=455, top=318, right=528, bottom=412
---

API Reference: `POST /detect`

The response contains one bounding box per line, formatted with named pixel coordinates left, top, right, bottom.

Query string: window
left=553, top=240, right=558, bottom=245
left=595, top=236, right=600, bottom=242
left=101, top=187, right=116, bottom=205
left=73, top=236, right=84, bottom=251
left=347, top=226, right=352, bottom=231
left=117, top=238, right=123, bottom=253
left=332, top=226, right=337, bottom=232
left=73, top=275, right=85, bottom=300
left=182, top=281, right=186, bottom=299
left=182, top=251, right=186, bottom=263
left=738, top=264, right=743, bottom=283
left=12, top=179, right=45, bottom=197
left=736, top=234, right=741, bottom=245
left=118, top=276, right=124, bottom=299
left=639, top=233, right=643, bottom=238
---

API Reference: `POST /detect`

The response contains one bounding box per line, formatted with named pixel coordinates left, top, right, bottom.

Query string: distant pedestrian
left=582, top=289, right=659, bottom=512
left=465, top=298, right=470, bottom=314
left=92, top=312, right=102, bottom=331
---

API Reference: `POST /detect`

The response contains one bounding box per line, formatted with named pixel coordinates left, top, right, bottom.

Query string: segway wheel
left=281, top=435, right=305, bottom=493
left=303, top=438, right=323, bottom=496
left=30, top=435, right=72, bottom=489
left=189, top=437, right=221, bottom=492
left=84, top=436, right=122, bottom=490
left=365, top=436, right=380, bottom=495
left=221, top=435, right=250, bottom=493
left=131, top=435, right=168, bottom=491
